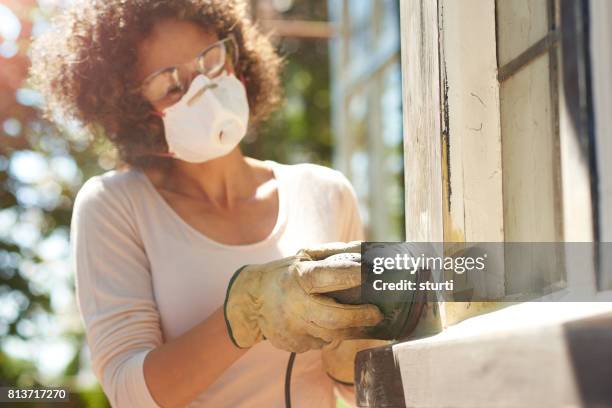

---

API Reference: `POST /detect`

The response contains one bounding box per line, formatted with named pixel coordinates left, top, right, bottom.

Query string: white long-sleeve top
left=71, top=160, right=364, bottom=407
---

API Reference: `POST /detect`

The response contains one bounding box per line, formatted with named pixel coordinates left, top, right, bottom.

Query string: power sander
left=285, top=250, right=441, bottom=408
left=325, top=252, right=432, bottom=341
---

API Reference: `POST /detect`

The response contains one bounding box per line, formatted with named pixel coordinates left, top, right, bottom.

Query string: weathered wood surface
left=400, top=0, right=443, bottom=243
left=393, top=304, right=612, bottom=407
left=439, top=0, right=504, bottom=245
left=438, top=0, right=506, bottom=325
left=355, top=345, right=405, bottom=408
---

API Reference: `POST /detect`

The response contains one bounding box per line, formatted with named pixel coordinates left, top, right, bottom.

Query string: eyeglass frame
left=138, top=33, right=240, bottom=104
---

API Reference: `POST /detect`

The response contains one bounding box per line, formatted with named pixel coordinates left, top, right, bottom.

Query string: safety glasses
left=140, top=34, right=239, bottom=106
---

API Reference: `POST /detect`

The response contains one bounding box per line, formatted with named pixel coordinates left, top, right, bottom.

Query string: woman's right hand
left=223, top=242, right=383, bottom=352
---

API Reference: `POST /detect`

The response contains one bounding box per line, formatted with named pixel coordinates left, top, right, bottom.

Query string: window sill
left=356, top=302, right=612, bottom=407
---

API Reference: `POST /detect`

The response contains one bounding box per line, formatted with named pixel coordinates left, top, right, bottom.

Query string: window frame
left=401, top=0, right=612, bottom=325
left=356, top=1, right=612, bottom=405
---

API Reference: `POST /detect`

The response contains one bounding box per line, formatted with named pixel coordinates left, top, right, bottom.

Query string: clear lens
left=142, top=68, right=183, bottom=104
left=197, top=43, right=226, bottom=78
left=141, top=36, right=238, bottom=105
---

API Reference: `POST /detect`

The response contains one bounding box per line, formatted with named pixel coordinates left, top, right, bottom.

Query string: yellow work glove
left=295, top=240, right=362, bottom=261
left=321, top=339, right=391, bottom=384
left=224, top=242, right=382, bottom=352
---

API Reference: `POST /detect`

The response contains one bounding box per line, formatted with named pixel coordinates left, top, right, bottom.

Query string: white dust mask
left=162, top=73, right=250, bottom=163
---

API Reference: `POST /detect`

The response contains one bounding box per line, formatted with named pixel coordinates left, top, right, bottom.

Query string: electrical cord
left=284, top=352, right=296, bottom=408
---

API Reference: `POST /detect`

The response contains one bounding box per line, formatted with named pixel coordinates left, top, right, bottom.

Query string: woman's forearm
left=143, top=307, right=247, bottom=408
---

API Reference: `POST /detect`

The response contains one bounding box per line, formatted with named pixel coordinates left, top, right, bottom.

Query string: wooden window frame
left=588, top=0, right=612, bottom=290
left=355, top=0, right=612, bottom=406
left=402, top=0, right=611, bottom=312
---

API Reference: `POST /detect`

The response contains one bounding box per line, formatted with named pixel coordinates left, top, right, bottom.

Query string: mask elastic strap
left=151, top=110, right=165, bottom=118
left=132, top=143, right=176, bottom=159
left=134, top=151, right=175, bottom=159
left=150, top=151, right=175, bottom=158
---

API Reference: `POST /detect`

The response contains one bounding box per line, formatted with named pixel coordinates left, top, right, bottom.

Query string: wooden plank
left=400, top=0, right=443, bottom=242
left=397, top=0, right=446, bottom=350
left=438, top=0, right=505, bottom=324
left=590, top=0, right=612, bottom=289
left=440, top=0, right=504, bottom=244
left=354, top=345, right=405, bottom=408
left=393, top=303, right=612, bottom=407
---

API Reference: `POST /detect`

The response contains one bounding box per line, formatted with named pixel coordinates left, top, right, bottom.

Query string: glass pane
left=329, top=0, right=403, bottom=241
left=496, top=0, right=551, bottom=66
left=499, top=53, right=565, bottom=294
left=347, top=89, right=371, bottom=228
left=348, top=1, right=373, bottom=74
left=380, top=65, right=404, bottom=241
left=379, top=0, right=400, bottom=45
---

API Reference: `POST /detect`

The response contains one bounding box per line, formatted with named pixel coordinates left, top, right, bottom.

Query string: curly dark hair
left=30, top=0, right=283, bottom=169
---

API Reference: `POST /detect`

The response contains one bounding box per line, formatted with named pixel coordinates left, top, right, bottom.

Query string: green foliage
left=1, top=5, right=139, bottom=408
left=244, top=37, right=333, bottom=166
left=0, top=349, right=39, bottom=387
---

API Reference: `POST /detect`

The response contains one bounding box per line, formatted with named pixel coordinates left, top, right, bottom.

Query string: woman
left=31, top=1, right=382, bottom=407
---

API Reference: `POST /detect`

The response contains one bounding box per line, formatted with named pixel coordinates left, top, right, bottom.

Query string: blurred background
left=0, top=0, right=403, bottom=405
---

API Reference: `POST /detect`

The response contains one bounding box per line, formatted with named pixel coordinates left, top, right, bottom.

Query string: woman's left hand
left=224, top=242, right=383, bottom=352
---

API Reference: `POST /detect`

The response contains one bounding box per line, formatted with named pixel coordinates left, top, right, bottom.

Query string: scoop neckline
left=137, top=160, right=287, bottom=250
